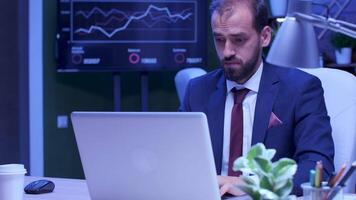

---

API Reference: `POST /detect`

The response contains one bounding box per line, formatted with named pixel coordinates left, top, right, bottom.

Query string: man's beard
left=222, top=45, right=261, bottom=84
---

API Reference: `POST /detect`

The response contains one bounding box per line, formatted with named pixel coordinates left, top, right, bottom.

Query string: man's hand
left=217, top=175, right=245, bottom=196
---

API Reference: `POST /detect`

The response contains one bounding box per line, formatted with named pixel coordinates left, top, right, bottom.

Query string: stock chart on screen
left=57, top=0, right=207, bottom=72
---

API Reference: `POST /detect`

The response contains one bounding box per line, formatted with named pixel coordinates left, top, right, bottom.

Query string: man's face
left=211, top=3, right=270, bottom=83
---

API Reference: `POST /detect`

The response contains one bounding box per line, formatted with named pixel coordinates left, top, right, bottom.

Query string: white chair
left=300, top=68, right=356, bottom=193
left=174, top=68, right=207, bottom=104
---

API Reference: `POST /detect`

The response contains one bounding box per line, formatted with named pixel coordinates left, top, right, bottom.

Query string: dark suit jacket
left=180, top=63, right=334, bottom=195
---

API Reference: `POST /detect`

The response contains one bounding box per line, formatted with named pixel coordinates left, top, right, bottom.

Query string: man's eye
left=215, top=38, right=225, bottom=43
left=234, top=38, right=245, bottom=44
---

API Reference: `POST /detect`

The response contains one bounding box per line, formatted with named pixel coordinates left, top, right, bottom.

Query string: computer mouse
left=24, top=179, right=55, bottom=194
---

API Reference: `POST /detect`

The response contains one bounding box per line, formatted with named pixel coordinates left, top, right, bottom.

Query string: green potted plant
left=233, top=143, right=297, bottom=200
left=330, top=33, right=356, bottom=64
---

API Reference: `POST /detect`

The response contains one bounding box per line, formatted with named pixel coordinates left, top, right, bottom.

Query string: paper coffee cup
left=0, top=164, right=27, bottom=200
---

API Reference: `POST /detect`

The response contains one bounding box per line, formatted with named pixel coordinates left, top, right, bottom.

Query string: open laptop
left=71, top=112, right=221, bottom=200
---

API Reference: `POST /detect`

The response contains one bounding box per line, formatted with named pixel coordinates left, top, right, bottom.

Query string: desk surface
left=24, top=176, right=356, bottom=200
left=24, top=176, right=90, bottom=200
left=23, top=176, right=249, bottom=200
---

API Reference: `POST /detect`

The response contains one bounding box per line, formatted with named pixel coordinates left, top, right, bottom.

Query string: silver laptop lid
left=71, top=112, right=220, bottom=200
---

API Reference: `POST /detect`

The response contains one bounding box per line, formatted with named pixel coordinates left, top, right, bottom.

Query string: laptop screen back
left=71, top=112, right=220, bottom=200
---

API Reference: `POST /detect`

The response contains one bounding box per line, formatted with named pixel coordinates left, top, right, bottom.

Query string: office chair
left=174, top=67, right=207, bottom=104
left=300, top=68, right=356, bottom=193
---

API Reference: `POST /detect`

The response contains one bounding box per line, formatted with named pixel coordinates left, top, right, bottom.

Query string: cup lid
left=0, top=164, right=27, bottom=174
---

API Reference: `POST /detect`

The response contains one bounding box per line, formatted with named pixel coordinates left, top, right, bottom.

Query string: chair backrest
left=175, top=68, right=207, bottom=104
left=300, top=68, right=356, bottom=193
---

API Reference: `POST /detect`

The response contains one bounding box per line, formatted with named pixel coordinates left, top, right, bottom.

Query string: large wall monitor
left=57, top=0, right=207, bottom=72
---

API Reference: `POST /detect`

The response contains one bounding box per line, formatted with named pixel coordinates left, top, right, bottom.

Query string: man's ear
left=260, top=26, right=272, bottom=47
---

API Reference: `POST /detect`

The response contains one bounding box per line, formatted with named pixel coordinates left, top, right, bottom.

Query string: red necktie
left=228, top=88, right=250, bottom=176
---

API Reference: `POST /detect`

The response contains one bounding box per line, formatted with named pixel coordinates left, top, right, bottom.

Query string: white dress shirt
left=220, top=63, right=263, bottom=176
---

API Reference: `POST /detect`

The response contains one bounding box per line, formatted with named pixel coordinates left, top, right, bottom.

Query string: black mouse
left=24, top=179, right=55, bottom=194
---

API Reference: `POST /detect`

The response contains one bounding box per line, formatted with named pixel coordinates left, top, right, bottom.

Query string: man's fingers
left=217, top=175, right=225, bottom=186
left=217, top=176, right=245, bottom=197
left=219, top=183, right=245, bottom=197
left=217, top=175, right=239, bottom=186
left=219, top=183, right=230, bottom=196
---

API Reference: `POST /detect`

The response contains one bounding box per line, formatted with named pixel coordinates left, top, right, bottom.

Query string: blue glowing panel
left=57, top=0, right=207, bottom=72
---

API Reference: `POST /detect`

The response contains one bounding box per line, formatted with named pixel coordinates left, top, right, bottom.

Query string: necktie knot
left=232, top=88, right=250, bottom=104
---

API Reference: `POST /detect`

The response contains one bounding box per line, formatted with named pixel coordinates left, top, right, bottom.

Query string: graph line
left=76, top=7, right=143, bottom=19
left=74, top=5, right=193, bottom=38
left=95, top=11, right=192, bottom=28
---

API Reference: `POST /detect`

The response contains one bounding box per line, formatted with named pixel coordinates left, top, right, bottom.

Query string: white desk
left=24, top=176, right=90, bottom=200
left=24, top=176, right=356, bottom=200
left=23, top=176, right=247, bottom=200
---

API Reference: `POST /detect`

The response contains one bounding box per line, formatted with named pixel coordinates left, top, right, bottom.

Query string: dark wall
left=0, top=0, right=20, bottom=164
left=0, top=0, right=29, bottom=167
left=45, top=0, right=113, bottom=178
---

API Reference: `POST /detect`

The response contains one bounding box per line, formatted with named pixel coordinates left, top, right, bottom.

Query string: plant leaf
left=247, top=143, right=264, bottom=161
left=275, top=165, right=297, bottom=182
left=274, top=179, right=289, bottom=191
left=241, top=175, right=259, bottom=186
left=264, top=149, right=276, bottom=160
left=233, top=157, right=254, bottom=174
left=237, top=184, right=261, bottom=200
left=275, top=179, right=294, bottom=198
left=285, top=195, right=297, bottom=200
left=233, top=157, right=248, bottom=169
left=259, top=188, right=279, bottom=199
left=330, top=32, right=356, bottom=48
left=253, top=157, right=272, bottom=175
left=273, top=158, right=297, bottom=181
left=234, top=143, right=298, bottom=200
left=260, top=176, right=273, bottom=191
left=273, top=158, right=296, bottom=173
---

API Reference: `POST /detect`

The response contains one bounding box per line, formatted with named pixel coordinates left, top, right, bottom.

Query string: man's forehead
left=214, top=1, right=253, bottom=19
left=213, top=0, right=251, bottom=15
left=216, top=1, right=236, bottom=19
left=211, top=3, right=254, bottom=31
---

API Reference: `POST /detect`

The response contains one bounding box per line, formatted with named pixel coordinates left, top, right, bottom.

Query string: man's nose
left=223, top=40, right=235, bottom=58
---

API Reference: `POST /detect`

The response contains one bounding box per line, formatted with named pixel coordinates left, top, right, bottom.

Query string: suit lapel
left=206, top=71, right=226, bottom=173
left=252, top=63, right=280, bottom=145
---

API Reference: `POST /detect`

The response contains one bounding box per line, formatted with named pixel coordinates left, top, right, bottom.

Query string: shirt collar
left=226, top=62, right=263, bottom=93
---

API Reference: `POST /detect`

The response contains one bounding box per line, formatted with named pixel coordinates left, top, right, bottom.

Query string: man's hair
left=210, top=0, right=269, bottom=33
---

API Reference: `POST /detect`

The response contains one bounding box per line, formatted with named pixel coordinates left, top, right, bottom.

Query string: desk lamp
left=266, top=0, right=356, bottom=68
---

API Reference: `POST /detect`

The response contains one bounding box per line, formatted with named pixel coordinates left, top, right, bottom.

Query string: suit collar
left=216, top=69, right=225, bottom=89
left=252, top=62, right=280, bottom=144
left=205, top=69, right=226, bottom=173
